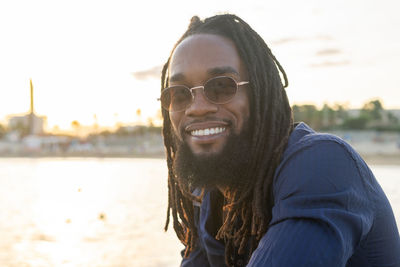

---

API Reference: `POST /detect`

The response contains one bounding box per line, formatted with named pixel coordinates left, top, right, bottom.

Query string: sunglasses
left=159, top=76, right=249, bottom=112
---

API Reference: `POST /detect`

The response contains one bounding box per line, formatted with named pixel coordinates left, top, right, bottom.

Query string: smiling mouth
left=190, top=127, right=226, bottom=137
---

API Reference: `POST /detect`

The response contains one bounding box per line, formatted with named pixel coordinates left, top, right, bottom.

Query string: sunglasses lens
left=204, top=77, right=237, bottom=103
left=161, top=86, right=191, bottom=111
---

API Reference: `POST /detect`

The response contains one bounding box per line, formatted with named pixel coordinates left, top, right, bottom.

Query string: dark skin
left=168, top=34, right=251, bottom=160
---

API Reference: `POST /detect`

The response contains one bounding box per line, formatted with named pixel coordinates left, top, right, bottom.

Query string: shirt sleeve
left=247, top=140, right=374, bottom=267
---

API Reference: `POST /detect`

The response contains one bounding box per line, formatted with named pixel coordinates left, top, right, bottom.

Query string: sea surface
left=0, top=158, right=398, bottom=267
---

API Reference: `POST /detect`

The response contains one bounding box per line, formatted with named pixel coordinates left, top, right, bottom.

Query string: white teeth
left=191, top=127, right=226, bottom=136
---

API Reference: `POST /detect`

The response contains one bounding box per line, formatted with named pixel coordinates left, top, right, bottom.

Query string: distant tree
left=321, top=104, right=336, bottom=129
left=71, top=120, right=81, bottom=136
left=98, top=130, right=112, bottom=137
left=342, top=116, right=369, bottom=130
left=71, top=120, right=80, bottom=129
left=292, top=100, right=400, bottom=131
left=292, top=104, right=322, bottom=129
left=115, top=126, right=129, bottom=136
left=340, top=99, right=385, bottom=130
left=292, top=105, right=301, bottom=121
left=361, top=99, right=383, bottom=121
left=0, top=124, right=6, bottom=138
left=333, top=103, right=349, bottom=123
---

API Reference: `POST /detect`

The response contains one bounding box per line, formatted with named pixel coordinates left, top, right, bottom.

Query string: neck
left=217, top=185, right=228, bottom=198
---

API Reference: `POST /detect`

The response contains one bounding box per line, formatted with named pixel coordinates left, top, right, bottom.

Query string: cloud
left=310, top=60, right=350, bottom=68
left=132, top=65, right=163, bottom=80
left=316, top=48, right=342, bottom=56
left=272, top=37, right=304, bottom=45
left=271, top=35, right=333, bottom=45
left=311, top=47, right=348, bottom=67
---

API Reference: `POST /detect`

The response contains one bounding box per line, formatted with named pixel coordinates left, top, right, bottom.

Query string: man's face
left=168, top=34, right=251, bottom=156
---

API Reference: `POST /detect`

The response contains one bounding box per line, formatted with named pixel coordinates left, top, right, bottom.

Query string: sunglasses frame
left=159, top=76, right=249, bottom=112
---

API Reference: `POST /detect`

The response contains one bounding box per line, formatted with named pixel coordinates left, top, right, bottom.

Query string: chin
left=173, top=130, right=252, bottom=191
left=189, top=143, right=226, bottom=157
left=172, top=120, right=253, bottom=189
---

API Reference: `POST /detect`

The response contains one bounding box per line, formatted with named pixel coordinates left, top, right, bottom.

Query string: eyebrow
left=208, top=66, right=239, bottom=77
left=169, top=66, right=240, bottom=83
left=169, top=73, right=185, bottom=83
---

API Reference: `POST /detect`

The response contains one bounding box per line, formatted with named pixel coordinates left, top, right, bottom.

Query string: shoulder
left=270, top=124, right=376, bottom=236
left=279, top=122, right=367, bottom=173
left=273, top=123, right=371, bottom=201
left=282, top=122, right=359, bottom=163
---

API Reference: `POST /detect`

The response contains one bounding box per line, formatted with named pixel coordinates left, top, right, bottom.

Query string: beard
left=172, top=124, right=252, bottom=191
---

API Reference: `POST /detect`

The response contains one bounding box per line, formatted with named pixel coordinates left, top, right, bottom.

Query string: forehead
left=168, top=34, right=245, bottom=82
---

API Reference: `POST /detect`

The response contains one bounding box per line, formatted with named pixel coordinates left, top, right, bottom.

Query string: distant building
left=8, top=113, right=46, bottom=135
left=7, top=79, right=47, bottom=135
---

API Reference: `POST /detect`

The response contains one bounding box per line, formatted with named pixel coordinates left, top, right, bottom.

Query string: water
left=0, top=158, right=398, bottom=267
left=0, top=158, right=183, bottom=267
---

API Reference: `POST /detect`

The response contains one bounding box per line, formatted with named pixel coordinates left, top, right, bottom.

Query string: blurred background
left=0, top=0, right=399, bottom=266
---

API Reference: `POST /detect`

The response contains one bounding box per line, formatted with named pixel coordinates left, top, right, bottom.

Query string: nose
left=185, top=87, right=218, bottom=117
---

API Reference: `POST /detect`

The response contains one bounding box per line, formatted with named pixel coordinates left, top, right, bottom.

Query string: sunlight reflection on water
left=0, top=158, right=183, bottom=267
left=0, top=159, right=398, bottom=266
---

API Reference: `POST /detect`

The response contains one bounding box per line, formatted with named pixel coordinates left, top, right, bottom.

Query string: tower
left=30, top=78, right=34, bottom=115
left=8, top=78, right=45, bottom=135
left=29, top=79, right=34, bottom=134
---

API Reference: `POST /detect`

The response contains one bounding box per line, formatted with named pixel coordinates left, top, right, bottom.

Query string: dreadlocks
left=161, top=14, right=294, bottom=266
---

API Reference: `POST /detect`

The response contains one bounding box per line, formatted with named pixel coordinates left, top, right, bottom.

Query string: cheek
left=234, top=92, right=251, bottom=130
left=238, top=106, right=250, bottom=133
left=169, top=112, right=182, bottom=138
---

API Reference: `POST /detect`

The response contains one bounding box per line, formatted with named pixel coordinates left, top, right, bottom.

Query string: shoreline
left=0, top=153, right=166, bottom=160
left=1, top=153, right=400, bottom=165
left=361, top=154, right=400, bottom=166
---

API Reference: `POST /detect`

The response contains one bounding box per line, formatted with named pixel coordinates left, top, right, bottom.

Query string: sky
left=0, top=0, right=399, bottom=130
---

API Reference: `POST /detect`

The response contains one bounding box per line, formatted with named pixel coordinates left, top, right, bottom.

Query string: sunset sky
left=1, top=0, right=399, bottom=130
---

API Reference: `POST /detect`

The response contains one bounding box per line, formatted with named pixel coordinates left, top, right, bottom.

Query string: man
left=159, top=14, right=400, bottom=266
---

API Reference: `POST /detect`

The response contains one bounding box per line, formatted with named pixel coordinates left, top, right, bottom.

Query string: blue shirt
left=181, top=123, right=400, bottom=267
